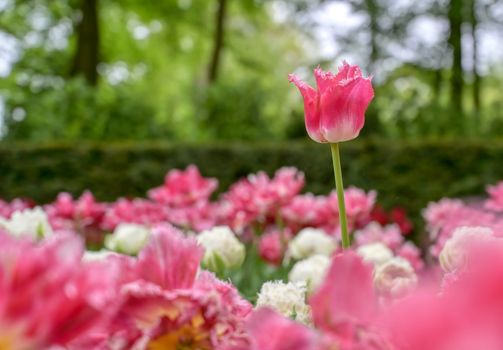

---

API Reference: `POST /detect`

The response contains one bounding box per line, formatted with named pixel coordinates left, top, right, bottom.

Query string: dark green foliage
left=1, top=140, right=502, bottom=221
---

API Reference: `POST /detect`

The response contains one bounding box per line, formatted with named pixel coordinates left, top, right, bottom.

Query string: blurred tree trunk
left=447, top=0, right=464, bottom=116
left=364, top=0, right=379, bottom=72
left=208, top=0, right=227, bottom=83
left=71, top=0, right=100, bottom=86
left=433, top=69, right=443, bottom=106
left=469, top=0, right=481, bottom=116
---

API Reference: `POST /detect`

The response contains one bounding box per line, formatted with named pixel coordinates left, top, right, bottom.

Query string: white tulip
left=105, top=223, right=151, bottom=255
left=0, top=207, right=52, bottom=240
left=288, top=254, right=330, bottom=295
left=288, top=227, right=337, bottom=260
left=197, top=226, right=245, bottom=271
left=356, top=242, right=393, bottom=267
left=374, top=257, right=417, bottom=298
left=256, top=281, right=311, bottom=325
left=439, top=226, right=494, bottom=272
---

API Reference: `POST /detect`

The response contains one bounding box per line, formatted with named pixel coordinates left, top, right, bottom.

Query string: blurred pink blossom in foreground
left=0, top=225, right=252, bottom=349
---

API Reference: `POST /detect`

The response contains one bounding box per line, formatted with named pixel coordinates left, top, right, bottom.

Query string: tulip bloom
left=288, top=62, right=374, bottom=143
left=289, top=62, right=374, bottom=249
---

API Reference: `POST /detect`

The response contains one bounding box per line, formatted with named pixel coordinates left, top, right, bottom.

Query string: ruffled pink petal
left=334, top=61, right=363, bottom=85
left=136, top=224, right=203, bottom=290
left=247, top=308, right=318, bottom=350
left=195, top=271, right=253, bottom=319
left=288, top=73, right=325, bottom=143
left=314, top=66, right=338, bottom=95
left=319, top=75, right=373, bottom=142
left=310, top=251, right=376, bottom=336
left=0, top=232, right=121, bottom=347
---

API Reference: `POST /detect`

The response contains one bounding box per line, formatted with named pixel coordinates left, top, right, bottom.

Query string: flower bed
left=2, top=163, right=503, bottom=349
left=3, top=62, right=503, bottom=349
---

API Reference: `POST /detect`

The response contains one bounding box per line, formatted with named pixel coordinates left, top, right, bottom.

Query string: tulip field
left=3, top=63, right=503, bottom=349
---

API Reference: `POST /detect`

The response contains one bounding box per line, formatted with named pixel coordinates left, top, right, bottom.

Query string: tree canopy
left=0, top=0, right=502, bottom=141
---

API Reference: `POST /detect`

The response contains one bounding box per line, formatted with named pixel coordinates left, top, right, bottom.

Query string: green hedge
left=1, top=139, right=503, bottom=220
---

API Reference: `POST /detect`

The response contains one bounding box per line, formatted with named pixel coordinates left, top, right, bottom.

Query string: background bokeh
left=1, top=0, right=502, bottom=141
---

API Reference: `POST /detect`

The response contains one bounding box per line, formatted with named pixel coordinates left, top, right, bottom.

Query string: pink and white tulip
left=289, top=62, right=374, bottom=143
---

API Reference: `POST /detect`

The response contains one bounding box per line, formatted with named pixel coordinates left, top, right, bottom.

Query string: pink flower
left=271, top=167, right=305, bottom=204
left=288, top=62, right=374, bottom=143
left=114, top=271, right=253, bottom=349
left=75, top=191, right=107, bottom=222
left=194, top=271, right=253, bottom=319
left=247, top=308, right=320, bottom=350
left=343, top=187, right=377, bottom=225
left=322, top=187, right=376, bottom=234
left=280, top=193, right=326, bottom=231
left=354, top=222, right=424, bottom=271
left=101, top=198, right=167, bottom=230
left=216, top=199, right=258, bottom=233
left=258, top=228, right=291, bottom=265
left=220, top=167, right=304, bottom=230
left=148, top=165, right=218, bottom=207
left=53, top=192, right=76, bottom=218
left=0, top=198, right=33, bottom=219
left=0, top=232, right=120, bottom=348
left=422, top=198, right=465, bottom=234
left=309, top=251, right=387, bottom=348
left=165, top=201, right=218, bottom=231
left=384, top=241, right=503, bottom=350
left=99, top=225, right=252, bottom=349
left=485, top=181, right=503, bottom=212
left=423, top=199, right=498, bottom=257
left=354, top=222, right=404, bottom=251
left=396, top=241, right=424, bottom=271
left=115, top=283, right=237, bottom=349
left=44, top=191, right=107, bottom=237
left=136, top=223, right=203, bottom=290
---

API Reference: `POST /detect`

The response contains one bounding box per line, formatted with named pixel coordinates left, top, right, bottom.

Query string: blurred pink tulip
left=136, top=223, right=203, bottom=290
left=485, top=181, right=503, bottom=212
left=310, top=252, right=377, bottom=336
left=384, top=241, right=503, bottom=350
left=247, top=308, right=319, bottom=350
left=0, top=232, right=120, bottom=348
left=289, top=62, right=374, bottom=143
left=148, top=165, right=218, bottom=207
left=258, top=228, right=292, bottom=265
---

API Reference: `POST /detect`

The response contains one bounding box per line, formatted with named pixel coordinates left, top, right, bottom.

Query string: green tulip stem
left=330, top=143, right=350, bottom=249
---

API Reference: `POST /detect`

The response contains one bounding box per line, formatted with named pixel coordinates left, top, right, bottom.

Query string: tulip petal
left=314, top=66, right=338, bottom=96
left=309, top=252, right=376, bottom=335
left=136, top=224, right=203, bottom=290
left=334, top=61, right=363, bottom=85
left=320, top=76, right=374, bottom=142
left=288, top=74, right=325, bottom=143
left=247, top=308, right=317, bottom=350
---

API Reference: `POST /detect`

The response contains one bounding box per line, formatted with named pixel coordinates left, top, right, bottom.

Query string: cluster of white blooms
left=288, top=254, right=330, bottom=295
left=356, top=242, right=393, bottom=267
left=0, top=207, right=52, bottom=240
left=287, top=227, right=337, bottom=260
left=105, top=223, right=151, bottom=255
left=374, top=257, right=417, bottom=298
left=197, top=226, right=245, bottom=272
left=439, top=226, right=495, bottom=273
left=256, top=281, right=311, bottom=325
